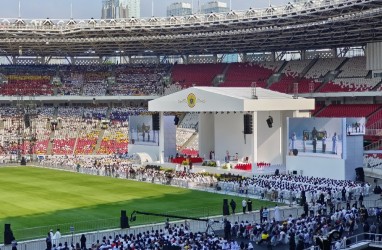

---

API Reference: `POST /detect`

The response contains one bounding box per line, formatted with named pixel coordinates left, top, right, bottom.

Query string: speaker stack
left=243, top=114, right=253, bottom=134
left=120, top=210, right=129, bottom=229
left=355, top=167, right=365, bottom=182
left=152, top=114, right=160, bottom=131
left=4, top=224, right=14, bottom=245
left=222, top=199, right=230, bottom=216
left=20, top=157, right=26, bottom=166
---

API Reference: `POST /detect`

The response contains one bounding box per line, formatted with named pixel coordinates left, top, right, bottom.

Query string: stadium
left=0, top=0, right=382, bottom=249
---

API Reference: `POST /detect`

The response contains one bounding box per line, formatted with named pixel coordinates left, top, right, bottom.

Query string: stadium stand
left=315, top=104, right=380, bottom=118
left=220, top=62, right=274, bottom=88
left=171, top=63, right=226, bottom=87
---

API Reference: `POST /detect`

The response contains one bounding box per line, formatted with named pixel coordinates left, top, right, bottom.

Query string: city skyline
left=0, top=0, right=289, bottom=19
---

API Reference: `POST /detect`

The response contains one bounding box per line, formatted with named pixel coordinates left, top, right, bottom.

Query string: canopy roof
left=148, top=87, right=315, bottom=112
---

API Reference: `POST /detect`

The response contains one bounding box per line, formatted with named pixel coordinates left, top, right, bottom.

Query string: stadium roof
left=148, top=87, right=315, bottom=112
left=0, top=0, right=381, bottom=57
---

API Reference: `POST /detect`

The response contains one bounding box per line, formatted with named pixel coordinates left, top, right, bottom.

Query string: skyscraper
left=201, top=1, right=229, bottom=14
left=167, top=2, right=192, bottom=17
left=121, top=0, right=141, bottom=18
left=101, top=0, right=140, bottom=19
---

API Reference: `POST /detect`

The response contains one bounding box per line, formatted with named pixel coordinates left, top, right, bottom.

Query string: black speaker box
left=120, top=210, right=129, bottom=229
left=275, top=169, right=279, bottom=175
left=223, top=199, right=230, bottom=216
left=121, top=210, right=127, bottom=217
left=292, top=170, right=298, bottom=175
left=293, top=149, right=298, bottom=156
left=266, top=116, right=273, bottom=128
left=152, top=114, right=160, bottom=131
left=243, top=114, right=253, bottom=134
left=355, top=167, right=365, bottom=182
left=20, top=157, right=26, bottom=166
left=4, top=223, right=14, bottom=245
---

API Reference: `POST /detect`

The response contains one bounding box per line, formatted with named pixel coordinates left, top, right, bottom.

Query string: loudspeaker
left=152, top=114, right=160, bottom=131
left=20, top=157, right=26, bottom=166
left=121, top=210, right=127, bottom=217
left=292, top=170, right=298, bottom=175
left=24, top=114, right=30, bottom=128
left=4, top=224, right=14, bottom=245
left=293, top=149, right=298, bottom=156
left=266, top=116, right=273, bottom=128
left=174, top=116, right=179, bottom=126
left=223, top=199, right=230, bottom=216
left=120, top=210, right=129, bottom=229
left=275, top=169, right=279, bottom=175
left=243, top=114, right=253, bottom=134
left=355, top=167, right=365, bottom=182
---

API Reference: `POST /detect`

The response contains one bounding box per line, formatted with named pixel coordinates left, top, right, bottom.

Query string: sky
left=0, top=0, right=289, bottom=19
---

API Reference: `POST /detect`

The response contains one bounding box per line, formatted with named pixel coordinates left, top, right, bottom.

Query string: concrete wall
left=198, top=113, right=215, bottom=159
left=257, top=111, right=283, bottom=165
left=286, top=155, right=346, bottom=179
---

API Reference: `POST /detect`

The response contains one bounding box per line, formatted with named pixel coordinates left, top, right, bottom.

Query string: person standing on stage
left=332, top=132, right=337, bottom=154
left=312, top=136, right=317, bottom=153
left=322, top=135, right=327, bottom=153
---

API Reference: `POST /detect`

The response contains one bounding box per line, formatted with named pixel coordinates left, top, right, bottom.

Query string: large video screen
left=287, top=118, right=345, bottom=159
left=346, top=117, right=366, bottom=136
left=129, top=115, right=159, bottom=146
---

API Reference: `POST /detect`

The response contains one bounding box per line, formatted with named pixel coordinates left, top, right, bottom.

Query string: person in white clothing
left=242, top=199, right=247, bottom=214
left=53, top=229, right=61, bottom=246
left=274, top=205, right=281, bottom=222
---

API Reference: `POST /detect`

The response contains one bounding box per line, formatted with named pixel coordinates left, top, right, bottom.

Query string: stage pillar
left=251, top=112, right=258, bottom=173
left=159, top=112, right=165, bottom=163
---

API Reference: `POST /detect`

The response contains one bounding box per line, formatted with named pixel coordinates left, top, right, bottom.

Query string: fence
left=0, top=205, right=306, bottom=250
left=3, top=163, right=382, bottom=249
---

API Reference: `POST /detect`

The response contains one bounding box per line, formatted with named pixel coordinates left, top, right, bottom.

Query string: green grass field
left=0, top=166, right=275, bottom=242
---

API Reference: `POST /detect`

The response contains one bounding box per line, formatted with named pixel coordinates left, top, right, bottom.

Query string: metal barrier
left=3, top=163, right=382, bottom=249
left=0, top=205, right=305, bottom=250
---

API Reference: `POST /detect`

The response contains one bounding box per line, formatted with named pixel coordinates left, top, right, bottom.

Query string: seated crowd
left=218, top=175, right=371, bottom=204
left=34, top=154, right=379, bottom=250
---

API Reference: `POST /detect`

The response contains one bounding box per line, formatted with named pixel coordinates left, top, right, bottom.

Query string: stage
left=151, top=161, right=286, bottom=177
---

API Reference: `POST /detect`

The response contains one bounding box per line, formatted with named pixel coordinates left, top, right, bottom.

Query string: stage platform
left=150, top=161, right=286, bottom=177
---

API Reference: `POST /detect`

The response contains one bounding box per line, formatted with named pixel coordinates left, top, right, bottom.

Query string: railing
left=364, top=138, right=382, bottom=150
left=366, top=129, right=382, bottom=137
left=0, top=205, right=307, bottom=250
left=6, top=162, right=381, bottom=242
left=0, top=0, right=375, bottom=31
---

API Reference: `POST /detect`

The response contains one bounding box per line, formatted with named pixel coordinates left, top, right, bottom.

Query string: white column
left=251, top=112, right=258, bottom=173
left=199, top=113, right=215, bottom=160
left=159, top=112, right=165, bottom=163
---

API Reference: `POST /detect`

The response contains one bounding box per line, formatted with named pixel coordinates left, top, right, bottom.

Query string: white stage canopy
left=149, top=87, right=315, bottom=112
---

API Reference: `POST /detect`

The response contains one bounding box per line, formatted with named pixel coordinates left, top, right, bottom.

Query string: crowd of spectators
left=218, top=175, right=371, bottom=205
left=36, top=154, right=381, bottom=250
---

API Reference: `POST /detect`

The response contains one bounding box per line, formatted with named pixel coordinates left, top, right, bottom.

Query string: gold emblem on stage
left=178, top=92, right=205, bottom=107
left=187, top=93, right=196, bottom=108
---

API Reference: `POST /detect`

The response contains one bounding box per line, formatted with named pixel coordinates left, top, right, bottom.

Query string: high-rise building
left=122, top=0, right=140, bottom=18
left=201, top=1, right=229, bottom=14
left=101, top=0, right=140, bottom=19
left=167, top=2, right=192, bottom=17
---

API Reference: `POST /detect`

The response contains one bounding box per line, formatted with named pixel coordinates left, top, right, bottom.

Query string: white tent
left=149, top=87, right=315, bottom=170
